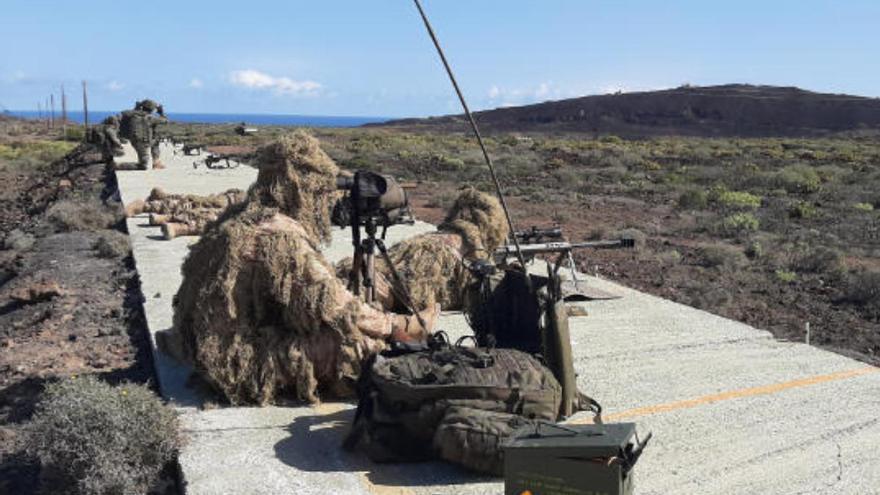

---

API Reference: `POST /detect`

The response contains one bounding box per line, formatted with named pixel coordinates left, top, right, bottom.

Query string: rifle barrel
left=496, top=239, right=634, bottom=256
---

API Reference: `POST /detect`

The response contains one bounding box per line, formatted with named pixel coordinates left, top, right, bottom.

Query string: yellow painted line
left=359, top=473, right=415, bottom=495
left=570, top=366, right=878, bottom=424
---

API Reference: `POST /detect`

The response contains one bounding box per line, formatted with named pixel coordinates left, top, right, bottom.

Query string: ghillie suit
left=168, top=132, right=437, bottom=404
left=159, top=209, right=222, bottom=239
left=125, top=188, right=246, bottom=218
left=336, top=187, right=508, bottom=312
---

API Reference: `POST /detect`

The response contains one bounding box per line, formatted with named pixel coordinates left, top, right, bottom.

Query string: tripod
left=349, top=216, right=427, bottom=329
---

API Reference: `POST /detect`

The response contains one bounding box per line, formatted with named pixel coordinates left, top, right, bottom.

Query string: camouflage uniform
left=119, top=109, right=153, bottom=169
left=119, top=100, right=167, bottom=169
left=87, top=115, right=124, bottom=162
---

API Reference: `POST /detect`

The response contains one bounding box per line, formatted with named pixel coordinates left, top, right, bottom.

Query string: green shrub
left=853, top=202, right=875, bottom=212
left=677, top=189, right=708, bottom=210
left=656, top=250, right=683, bottom=266
left=775, top=269, right=797, bottom=283
left=3, top=228, right=36, bottom=251
left=789, top=201, right=817, bottom=219
left=745, top=241, right=764, bottom=259
left=843, top=271, right=880, bottom=314
left=46, top=199, right=121, bottom=232
left=0, top=140, right=77, bottom=171
left=775, top=165, right=821, bottom=194
left=714, top=190, right=762, bottom=210
left=64, top=127, right=86, bottom=142
left=93, top=231, right=131, bottom=258
left=717, top=212, right=760, bottom=236
left=27, top=376, right=181, bottom=495
left=791, top=246, right=844, bottom=275
left=699, top=244, right=746, bottom=268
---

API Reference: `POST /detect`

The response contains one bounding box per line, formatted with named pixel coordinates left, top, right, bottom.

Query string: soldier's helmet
left=136, top=99, right=160, bottom=113
left=102, top=115, right=120, bottom=126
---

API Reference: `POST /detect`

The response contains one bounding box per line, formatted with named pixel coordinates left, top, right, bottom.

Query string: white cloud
left=105, top=80, right=124, bottom=91
left=189, top=78, right=204, bottom=89
left=228, top=69, right=321, bottom=96
left=486, top=81, right=565, bottom=106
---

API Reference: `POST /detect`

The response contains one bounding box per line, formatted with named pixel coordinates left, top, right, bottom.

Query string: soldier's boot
left=149, top=213, right=171, bottom=226
left=390, top=303, right=440, bottom=344
left=162, top=222, right=200, bottom=240
left=124, top=199, right=146, bottom=217
left=151, top=145, right=164, bottom=169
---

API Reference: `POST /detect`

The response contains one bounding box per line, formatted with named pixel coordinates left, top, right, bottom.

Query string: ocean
left=6, top=110, right=390, bottom=128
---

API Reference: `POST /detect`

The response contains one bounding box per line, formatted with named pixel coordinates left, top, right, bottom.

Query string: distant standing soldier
left=139, top=99, right=167, bottom=168
left=119, top=99, right=167, bottom=170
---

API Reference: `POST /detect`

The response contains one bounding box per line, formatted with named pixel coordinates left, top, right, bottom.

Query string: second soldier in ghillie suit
left=164, top=131, right=439, bottom=405
left=336, top=187, right=509, bottom=312
left=124, top=187, right=246, bottom=238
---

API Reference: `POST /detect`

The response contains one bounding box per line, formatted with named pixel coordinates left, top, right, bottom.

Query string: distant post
left=50, top=94, right=55, bottom=129
left=38, top=101, right=42, bottom=121
left=82, top=80, right=89, bottom=130
left=61, top=85, right=68, bottom=139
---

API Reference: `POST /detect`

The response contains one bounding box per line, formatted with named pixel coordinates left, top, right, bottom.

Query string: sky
left=1, top=0, right=878, bottom=118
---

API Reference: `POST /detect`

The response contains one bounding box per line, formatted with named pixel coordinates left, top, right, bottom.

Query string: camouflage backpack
left=119, top=110, right=150, bottom=143
left=344, top=340, right=562, bottom=474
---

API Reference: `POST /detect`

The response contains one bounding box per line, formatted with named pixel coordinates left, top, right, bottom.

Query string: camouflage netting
left=336, top=187, right=509, bottom=312
left=170, top=132, right=393, bottom=405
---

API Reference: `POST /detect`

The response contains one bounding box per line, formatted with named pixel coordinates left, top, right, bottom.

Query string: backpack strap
left=575, top=391, right=603, bottom=424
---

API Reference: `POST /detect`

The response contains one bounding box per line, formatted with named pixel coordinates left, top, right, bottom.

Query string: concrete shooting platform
left=116, top=142, right=880, bottom=495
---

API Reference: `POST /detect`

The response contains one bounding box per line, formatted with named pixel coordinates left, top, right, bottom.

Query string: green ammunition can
left=504, top=422, right=647, bottom=495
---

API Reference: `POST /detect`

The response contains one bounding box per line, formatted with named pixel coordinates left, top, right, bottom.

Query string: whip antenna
left=413, top=0, right=530, bottom=274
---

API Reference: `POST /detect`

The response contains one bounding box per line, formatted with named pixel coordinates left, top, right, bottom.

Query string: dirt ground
left=0, top=123, right=157, bottom=493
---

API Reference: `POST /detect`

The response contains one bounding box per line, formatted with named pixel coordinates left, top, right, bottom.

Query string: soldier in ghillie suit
left=337, top=187, right=509, bottom=312
left=164, top=132, right=439, bottom=405
left=124, top=187, right=245, bottom=217
left=124, top=187, right=247, bottom=239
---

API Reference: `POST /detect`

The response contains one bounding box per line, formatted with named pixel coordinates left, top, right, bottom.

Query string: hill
left=379, top=84, right=880, bottom=137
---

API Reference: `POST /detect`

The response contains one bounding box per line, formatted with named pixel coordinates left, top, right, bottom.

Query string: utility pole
left=61, top=85, right=68, bottom=139
left=45, top=97, right=50, bottom=130
left=82, top=80, right=89, bottom=131
left=50, top=94, right=56, bottom=129
left=38, top=101, right=42, bottom=121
